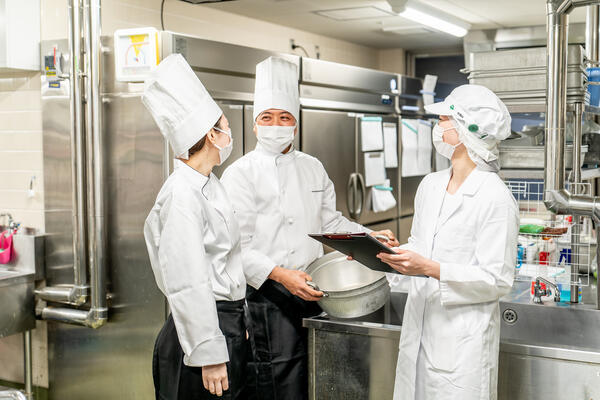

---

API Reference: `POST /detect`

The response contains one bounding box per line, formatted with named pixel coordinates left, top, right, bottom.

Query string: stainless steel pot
left=305, top=251, right=390, bottom=319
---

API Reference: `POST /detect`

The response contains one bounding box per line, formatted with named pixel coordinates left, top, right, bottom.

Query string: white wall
left=43, top=0, right=382, bottom=69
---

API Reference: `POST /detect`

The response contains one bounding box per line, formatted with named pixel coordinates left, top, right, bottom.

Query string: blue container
left=587, top=67, right=600, bottom=107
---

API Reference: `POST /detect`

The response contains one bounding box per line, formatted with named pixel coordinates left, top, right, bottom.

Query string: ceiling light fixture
left=385, top=0, right=471, bottom=38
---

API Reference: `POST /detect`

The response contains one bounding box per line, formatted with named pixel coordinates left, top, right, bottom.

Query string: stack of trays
left=466, top=45, right=589, bottom=106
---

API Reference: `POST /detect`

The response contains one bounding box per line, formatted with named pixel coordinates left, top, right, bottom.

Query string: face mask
left=214, top=127, right=233, bottom=165
left=432, top=123, right=461, bottom=160
left=256, top=125, right=296, bottom=154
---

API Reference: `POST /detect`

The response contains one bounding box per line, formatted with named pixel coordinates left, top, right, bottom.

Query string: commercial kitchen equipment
left=29, top=9, right=432, bottom=395
left=304, top=282, right=600, bottom=400
left=0, top=222, right=45, bottom=400
left=300, top=58, right=426, bottom=241
left=305, top=251, right=390, bottom=319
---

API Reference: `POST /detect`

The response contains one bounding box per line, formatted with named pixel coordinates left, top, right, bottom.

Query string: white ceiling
left=202, top=0, right=587, bottom=50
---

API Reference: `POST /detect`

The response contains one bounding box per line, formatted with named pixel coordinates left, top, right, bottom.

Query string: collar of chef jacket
left=173, top=158, right=211, bottom=192
left=255, top=142, right=297, bottom=163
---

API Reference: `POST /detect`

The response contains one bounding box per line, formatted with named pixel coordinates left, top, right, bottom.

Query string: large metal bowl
left=306, top=251, right=390, bottom=319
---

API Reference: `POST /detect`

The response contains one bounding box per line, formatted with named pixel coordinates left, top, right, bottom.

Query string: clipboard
left=308, top=232, right=424, bottom=276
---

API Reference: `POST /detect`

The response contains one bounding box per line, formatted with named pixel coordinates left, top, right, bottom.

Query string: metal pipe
left=544, top=3, right=568, bottom=194
left=39, top=0, right=90, bottom=307
left=586, top=5, right=599, bottom=63
left=35, top=285, right=86, bottom=305
left=39, top=0, right=107, bottom=327
left=544, top=0, right=600, bottom=310
left=23, top=331, right=32, bottom=400
left=41, top=306, right=106, bottom=329
left=86, top=0, right=107, bottom=324
left=571, top=102, right=583, bottom=303
left=597, top=225, right=600, bottom=308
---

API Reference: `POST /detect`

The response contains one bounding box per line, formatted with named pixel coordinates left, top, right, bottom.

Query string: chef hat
left=142, top=54, right=222, bottom=159
left=253, top=56, right=300, bottom=122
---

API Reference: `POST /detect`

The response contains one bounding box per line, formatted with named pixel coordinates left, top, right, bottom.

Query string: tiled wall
left=0, top=73, right=44, bottom=231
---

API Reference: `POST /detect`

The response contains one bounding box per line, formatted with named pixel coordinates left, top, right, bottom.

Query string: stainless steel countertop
left=304, top=279, right=600, bottom=363
left=0, top=270, right=34, bottom=288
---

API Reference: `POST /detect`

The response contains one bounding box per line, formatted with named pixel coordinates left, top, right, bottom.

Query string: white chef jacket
left=393, top=168, right=519, bottom=400
left=221, top=143, right=367, bottom=289
left=144, top=159, right=245, bottom=367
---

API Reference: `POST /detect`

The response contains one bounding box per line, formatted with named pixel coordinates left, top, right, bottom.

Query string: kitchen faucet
left=533, top=276, right=561, bottom=304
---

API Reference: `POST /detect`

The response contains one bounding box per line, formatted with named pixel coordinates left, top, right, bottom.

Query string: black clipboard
left=308, top=232, right=410, bottom=275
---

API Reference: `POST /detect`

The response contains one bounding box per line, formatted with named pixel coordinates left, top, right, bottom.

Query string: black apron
left=244, top=280, right=322, bottom=400
left=152, top=299, right=248, bottom=400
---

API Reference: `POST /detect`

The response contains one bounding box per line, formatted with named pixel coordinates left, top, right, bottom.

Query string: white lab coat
left=221, top=144, right=367, bottom=288
left=393, top=168, right=518, bottom=400
left=144, top=160, right=245, bottom=367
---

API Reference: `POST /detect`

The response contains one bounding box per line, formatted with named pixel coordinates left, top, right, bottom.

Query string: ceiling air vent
left=315, top=6, right=396, bottom=21
left=178, top=0, right=237, bottom=4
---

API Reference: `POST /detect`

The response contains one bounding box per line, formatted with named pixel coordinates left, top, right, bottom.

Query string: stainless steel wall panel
left=198, top=71, right=254, bottom=103
left=364, top=219, right=398, bottom=237
left=301, top=109, right=356, bottom=220
left=399, top=176, right=422, bottom=217
left=498, top=349, right=600, bottom=399
left=42, top=36, right=167, bottom=399
left=162, top=32, right=299, bottom=76
left=301, top=58, right=398, bottom=95
left=243, top=104, right=256, bottom=154
left=398, top=216, right=413, bottom=245
left=47, top=91, right=166, bottom=400
left=42, top=210, right=75, bottom=284
left=300, top=84, right=395, bottom=114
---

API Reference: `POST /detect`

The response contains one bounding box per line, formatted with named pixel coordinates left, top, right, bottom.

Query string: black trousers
left=152, top=299, right=248, bottom=400
left=245, top=281, right=322, bottom=400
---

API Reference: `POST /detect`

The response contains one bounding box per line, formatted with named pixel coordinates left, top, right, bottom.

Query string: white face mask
left=214, top=127, right=233, bottom=165
left=256, top=125, right=296, bottom=154
left=432, top=123, right=461, bottom=160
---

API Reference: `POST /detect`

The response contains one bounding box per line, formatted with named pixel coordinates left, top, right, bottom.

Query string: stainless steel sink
left=0, top=270, right=35, bottom=338
left=305, top=283, right=600, bottom=400
left=0, top=226, right=45, bottom=280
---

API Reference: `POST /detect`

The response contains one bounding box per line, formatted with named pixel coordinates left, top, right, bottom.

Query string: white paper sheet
left=361, top=118, right=384, bottom=151
left=364, top=151, right=386, bottom=187
left=423, top=74, right=438, bottom=106
left=382, top=123, right=398, bottom=168
left=371, top=179, right=397, bottom=213
left=417, top=120, right=432, bottom=175
left=401, top=120, right=419, bottom=177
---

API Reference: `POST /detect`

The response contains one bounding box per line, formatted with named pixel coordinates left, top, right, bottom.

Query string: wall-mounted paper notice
left=361, top=117, right=384, bottom=152
left=422, top=74, right=438, bottom=106
left=401, top=120, right=418, bottom=177
left=417, top=120, right=432, bottom=175
left=364, top=152, right=386, bottom=187
left=383, top=123, right=398, bottom=168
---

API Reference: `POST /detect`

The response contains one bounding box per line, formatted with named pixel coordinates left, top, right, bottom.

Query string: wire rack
left=505, top=179, right=593, bottom=294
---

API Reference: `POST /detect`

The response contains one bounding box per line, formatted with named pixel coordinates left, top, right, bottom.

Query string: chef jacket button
left=287, top=218, right=294, bottom=224
left=290, top=249, right=296, bottom=254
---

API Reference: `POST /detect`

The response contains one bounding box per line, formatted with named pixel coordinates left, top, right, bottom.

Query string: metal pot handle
left=306, top=280, right=329, bottom=297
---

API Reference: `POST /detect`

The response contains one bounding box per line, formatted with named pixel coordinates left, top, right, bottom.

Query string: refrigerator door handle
left=347, top=173, right=357, bottom=219
left=355, top=172, right=365, bottom=220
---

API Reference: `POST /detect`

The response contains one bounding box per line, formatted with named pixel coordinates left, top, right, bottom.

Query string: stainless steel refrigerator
left=300, top=58, right=420, bottom=236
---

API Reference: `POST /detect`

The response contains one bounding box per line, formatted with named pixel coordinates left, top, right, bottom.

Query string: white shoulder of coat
left=221, top=151, right=260, bottom=181
left=482, top=173, right=518, bottom=208
left=294, top=151, right=327, bottom=173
